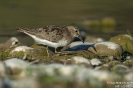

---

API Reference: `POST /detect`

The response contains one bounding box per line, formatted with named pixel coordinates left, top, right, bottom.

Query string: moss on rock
left=9, top=48, right=49, bottom=61
left=51, top=50, right=97, bottom=64
left=4, top=43, right=98, bottom=63
left=109, top=34, right=133, bottom=54
left=0, top=47, right=13, bottom=60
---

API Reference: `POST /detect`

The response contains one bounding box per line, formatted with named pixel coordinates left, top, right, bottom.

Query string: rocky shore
left=0, top=34, right=133, bottom=88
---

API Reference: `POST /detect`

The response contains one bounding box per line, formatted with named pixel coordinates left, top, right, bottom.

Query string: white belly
left=25, top=32, right=68, bottom=48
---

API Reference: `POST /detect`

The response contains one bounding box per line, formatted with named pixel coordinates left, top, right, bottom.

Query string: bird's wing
left=37, top=25, right=66, bottom=42
left=17, top=25, right=67, bottom=43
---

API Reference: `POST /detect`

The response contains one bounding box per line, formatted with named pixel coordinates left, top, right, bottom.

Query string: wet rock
left=88, top=42, right=123, bottom=60
left=109, top=34, right=133, bottom=54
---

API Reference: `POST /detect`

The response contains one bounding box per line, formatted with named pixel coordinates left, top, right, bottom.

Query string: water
left=0, top=0, right=133, bottom=45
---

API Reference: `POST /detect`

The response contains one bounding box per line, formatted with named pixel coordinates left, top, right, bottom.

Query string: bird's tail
left=16, top=27, right=29, bottom=32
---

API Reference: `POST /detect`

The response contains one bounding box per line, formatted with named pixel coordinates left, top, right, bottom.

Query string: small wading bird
left=16, top=25, right=84, bottom=57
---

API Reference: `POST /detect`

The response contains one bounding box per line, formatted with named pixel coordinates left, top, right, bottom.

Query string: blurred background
left=0, top=0, right=133, bottom=45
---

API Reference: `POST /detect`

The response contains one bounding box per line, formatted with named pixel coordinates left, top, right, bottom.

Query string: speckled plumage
left=16, top=25, right=83, bottom=51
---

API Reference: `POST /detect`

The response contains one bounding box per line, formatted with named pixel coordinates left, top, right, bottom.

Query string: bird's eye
left=15, top=42, right=18, bottom=45
left=75, top=30, right=78, bottom=32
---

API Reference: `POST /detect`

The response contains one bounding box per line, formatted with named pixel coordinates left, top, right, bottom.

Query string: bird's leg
left=54, top=48, right=57, bottom=53
left=22, top=53, right=27, bottom=60
left=46, top=46, right=49, bottom=59
left=54, top=48, right=61, bottom=54
left=54, top=47, right=74, bottom=55
left=54, top=48, right=62, bottom=54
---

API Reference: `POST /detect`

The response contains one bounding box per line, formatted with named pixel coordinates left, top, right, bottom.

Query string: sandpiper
left=16, top=25, right=84, bottom=54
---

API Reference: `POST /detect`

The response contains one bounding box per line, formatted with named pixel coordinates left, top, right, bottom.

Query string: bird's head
left=67, top=25, right=84, bottom=43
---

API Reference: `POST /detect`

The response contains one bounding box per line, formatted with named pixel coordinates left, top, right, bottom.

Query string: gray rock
left=4, top=58, right=29, bottom=75
left=88, top=42, right=123, bottom=60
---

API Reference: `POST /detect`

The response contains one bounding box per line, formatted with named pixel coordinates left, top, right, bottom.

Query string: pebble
left=90, top=58, right=102, bottom=66
left=4, top=58, right=29, bottom=75
left=71, top=56, right=90, bottom=65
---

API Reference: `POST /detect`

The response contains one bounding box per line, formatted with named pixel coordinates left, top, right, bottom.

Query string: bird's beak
left=78, top=35, right=84, bottom=43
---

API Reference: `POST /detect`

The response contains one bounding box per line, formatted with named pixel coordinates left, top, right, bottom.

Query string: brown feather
left=16, top=25, right=71, bottom=42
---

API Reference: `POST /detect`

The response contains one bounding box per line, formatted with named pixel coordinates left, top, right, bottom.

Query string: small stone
left=90, top=58, right=102, bottom=66
left=4, top=58, right=29, bottom=75
left=10, top=46, right=33, bottom=54
left=71, top=56, right=91, bottom=67
left=126, top=56, right=131, bottom=59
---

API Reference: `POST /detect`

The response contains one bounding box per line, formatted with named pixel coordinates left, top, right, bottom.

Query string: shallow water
left=0, top=0, right=133, bottom=45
